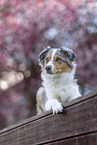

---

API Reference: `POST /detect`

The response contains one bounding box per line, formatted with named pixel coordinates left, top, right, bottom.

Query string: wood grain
left=48, top=133, right=97, bottom=145
left=0, top=90, right=97, bottom=145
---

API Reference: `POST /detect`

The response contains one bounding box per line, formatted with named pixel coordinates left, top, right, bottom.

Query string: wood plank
left=47, top=132, right=97, bottom=145
left=0, top=90, right=97, bottom=145
left=0, top=89, right=97, bottom=135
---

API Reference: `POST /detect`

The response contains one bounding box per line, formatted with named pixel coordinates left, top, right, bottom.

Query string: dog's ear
left=38, top=47, right=51, bottom=66
left=61, top=47, right=76, bottom=62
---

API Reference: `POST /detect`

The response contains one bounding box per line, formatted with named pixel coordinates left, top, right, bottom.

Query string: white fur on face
left=45, top=49, right=57, bottom=74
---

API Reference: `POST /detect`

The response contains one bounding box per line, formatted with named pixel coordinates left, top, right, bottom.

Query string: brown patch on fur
left=45, top=54, right=51, bottom=63
left=40, top=52, right=45, bottom=61
left=53, top=55, right=72, bottom=74
left=36, top=87, right=44, bottom=110
left=42, top=61, right=46, bottom=75
left=42, top=54, right=51, bottom=75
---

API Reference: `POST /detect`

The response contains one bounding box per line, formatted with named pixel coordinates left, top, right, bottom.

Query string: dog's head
left=39, top=46, right=76, bottom=75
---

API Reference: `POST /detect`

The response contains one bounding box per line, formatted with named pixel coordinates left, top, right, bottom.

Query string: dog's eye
left=46, top=58, right=49, bottom=63
left=56, top=58, right=62, bottom=63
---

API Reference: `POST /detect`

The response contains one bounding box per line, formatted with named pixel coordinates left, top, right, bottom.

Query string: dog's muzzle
left=45, top=65, right=52, bottom=74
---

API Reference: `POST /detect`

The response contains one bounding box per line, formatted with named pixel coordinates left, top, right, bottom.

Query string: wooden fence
left=0, top=90, right=97, bottom=145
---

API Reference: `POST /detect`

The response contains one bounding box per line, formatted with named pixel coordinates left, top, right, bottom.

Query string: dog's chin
left=45, top=70, right=61, bottom=78
left=46, top=71, right=54, bottom=75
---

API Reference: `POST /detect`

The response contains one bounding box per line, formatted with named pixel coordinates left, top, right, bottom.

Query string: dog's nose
left=45, top=65, right=51, bottom=71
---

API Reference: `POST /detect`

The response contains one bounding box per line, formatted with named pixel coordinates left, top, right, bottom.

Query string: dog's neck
left=41, top=72, right=76, bottom=91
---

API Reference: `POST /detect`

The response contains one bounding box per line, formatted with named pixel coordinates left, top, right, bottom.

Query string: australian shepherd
left=36, top=46, right=81, bottom=114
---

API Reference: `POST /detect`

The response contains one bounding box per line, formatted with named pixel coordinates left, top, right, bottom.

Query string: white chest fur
left=42, top=71, right=81, bottom=106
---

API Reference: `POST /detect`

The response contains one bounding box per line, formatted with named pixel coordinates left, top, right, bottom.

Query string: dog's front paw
left=45, top=99, right=63, bottom=114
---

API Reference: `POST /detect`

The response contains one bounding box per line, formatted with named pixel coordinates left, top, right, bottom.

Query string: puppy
left=36, top=46, right=81, bottom=114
